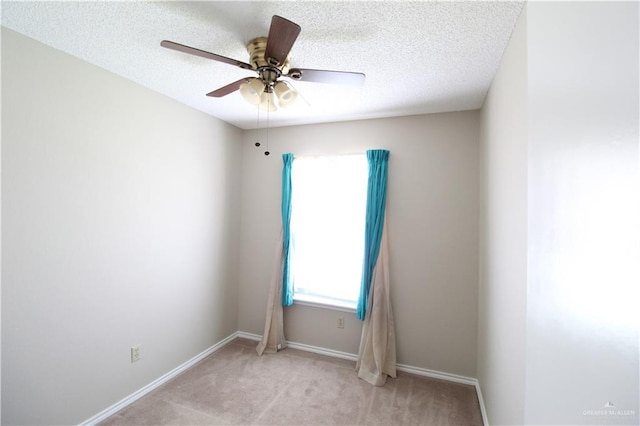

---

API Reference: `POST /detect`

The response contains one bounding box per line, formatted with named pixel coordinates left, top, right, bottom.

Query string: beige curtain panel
left=356, top=222, right=397, bottom=385
left=256, top=229, right=287, bottom=355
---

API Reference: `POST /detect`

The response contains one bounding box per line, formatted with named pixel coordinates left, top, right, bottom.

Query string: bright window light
left=290, top=155, right=368, bottom=308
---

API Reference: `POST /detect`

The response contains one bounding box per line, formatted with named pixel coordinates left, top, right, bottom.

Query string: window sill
left=292, top=294, right=357, bottom=313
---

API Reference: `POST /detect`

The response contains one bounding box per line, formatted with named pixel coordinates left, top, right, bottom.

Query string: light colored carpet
left=100, top=338, right=483, bottom=425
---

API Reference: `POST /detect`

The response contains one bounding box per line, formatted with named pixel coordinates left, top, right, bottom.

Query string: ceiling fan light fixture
left=239, top=78, right=265, bottom=105
left=259, top=90, right=277, bottom=112
left=274, top=81, right=298, bottom=108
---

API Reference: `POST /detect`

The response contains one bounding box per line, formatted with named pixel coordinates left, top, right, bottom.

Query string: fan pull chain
left=254, top=104, right=261, bottom=148
left=264, top=96, right=271, bottom=156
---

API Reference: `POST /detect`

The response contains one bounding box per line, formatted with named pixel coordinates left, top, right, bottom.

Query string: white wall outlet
left=337, top=317, right=345, bottom=329
left=131, top=344, right=141, bottom=363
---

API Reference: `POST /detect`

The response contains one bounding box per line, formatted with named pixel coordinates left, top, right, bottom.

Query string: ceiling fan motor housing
left=247, top=37, right=291, bottom=81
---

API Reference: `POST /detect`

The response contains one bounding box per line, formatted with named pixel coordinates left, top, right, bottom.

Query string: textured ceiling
left=1, top=1, right=524, bottom=129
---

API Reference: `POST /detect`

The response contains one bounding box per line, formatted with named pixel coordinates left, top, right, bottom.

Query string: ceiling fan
left=161, top=15, right=365, bottom=111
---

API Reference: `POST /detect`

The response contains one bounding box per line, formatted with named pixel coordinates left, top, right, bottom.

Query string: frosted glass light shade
left=239, top=78, right=265, bottom=105
left=259, top=91, right=277, bottom=111
left=274, top=81, right=298, bottom=108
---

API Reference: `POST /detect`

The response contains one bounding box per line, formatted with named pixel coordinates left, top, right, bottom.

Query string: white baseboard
left=235, top=331, right=261, bottom=342
left=475, top=381, right=490, bottom=426
left=287, top=341, right=358, bottom=361
left=236, top=331, right=358, bottom=362
left=84, top=331, right=489, bottom=426
left=395, top=363, right=476, bottom=386
left=80, top=332, right=238, bottom=426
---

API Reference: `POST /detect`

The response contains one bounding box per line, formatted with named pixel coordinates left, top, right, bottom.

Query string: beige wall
left=238, top=112, right=480, bottom=377
left=1, top=28, right=242, bottom=424
left=525, top=2, right=639, bottom=424
left=477, top=6, right=528, bottom=425
left=479, top=2, right=640, bottom=424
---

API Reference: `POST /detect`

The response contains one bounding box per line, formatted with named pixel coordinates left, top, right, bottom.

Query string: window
left=290, top=155, right=368, bottom=310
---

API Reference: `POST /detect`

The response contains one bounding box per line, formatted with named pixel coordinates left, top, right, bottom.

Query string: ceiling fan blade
left=206, top=78, right=252, bottom=97
left=286, top=68, right=366, bottom=86
left=161, top=40, right=253, bottom=71
left=264, top=15, right=301, bottom=67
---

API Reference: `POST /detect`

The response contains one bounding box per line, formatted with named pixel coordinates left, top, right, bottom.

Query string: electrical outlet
left=337, top=317, right=345, bottom=329
left=131, top=345, right=141, bottom=363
